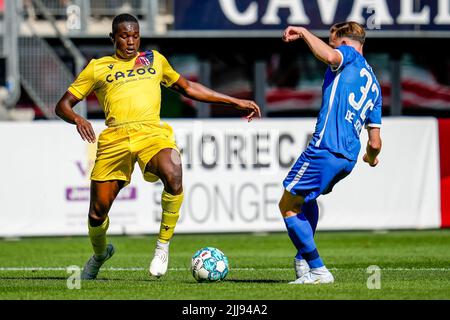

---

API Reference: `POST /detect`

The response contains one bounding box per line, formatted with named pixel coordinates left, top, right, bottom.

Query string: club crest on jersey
left=134, top=50, right=154, bottom=68
left=137, top=56, right=150, bottom=66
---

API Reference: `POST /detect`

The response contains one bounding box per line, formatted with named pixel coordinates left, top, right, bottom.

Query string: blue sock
left=284, top=213, right=324, bottom=268
left=285, top=217, right=305, bottom=260
left=302, top=200, right=319, bottom=235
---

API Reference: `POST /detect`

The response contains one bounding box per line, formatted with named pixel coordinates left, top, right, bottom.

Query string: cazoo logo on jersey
left=105, top=67, right=156, bottom=83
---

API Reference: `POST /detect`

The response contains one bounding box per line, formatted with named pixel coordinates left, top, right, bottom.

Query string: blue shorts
left=283, top=145, right=356, bottom=202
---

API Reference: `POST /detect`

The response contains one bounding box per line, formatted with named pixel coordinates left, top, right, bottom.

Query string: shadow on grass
left=0, top=276, right=68, bottom=280
left=185, top=279, right=288, bottom=284
left=0, top=276, right=154, bottom=282
left=225, top=279, right=287, bottom=283
left=0, top=276, right=289, bottom=284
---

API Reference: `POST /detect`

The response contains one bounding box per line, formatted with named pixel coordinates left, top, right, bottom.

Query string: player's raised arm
left=169, top=75, right=261, bottom=122
left=363, top=127, right=382, bottom=167
left=282, top=26, right=342, bottom=68
left=55, top=92, right=96, bottom=143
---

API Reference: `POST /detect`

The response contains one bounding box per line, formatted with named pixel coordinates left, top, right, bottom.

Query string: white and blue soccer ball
left=191, top=247, right=229, bottom=282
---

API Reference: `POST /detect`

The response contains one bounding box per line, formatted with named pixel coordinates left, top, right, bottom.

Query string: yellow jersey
left=68, top=50, right=180, bottom=127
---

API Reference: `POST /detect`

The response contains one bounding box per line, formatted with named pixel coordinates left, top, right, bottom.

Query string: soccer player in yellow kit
left=55, top=13, right=260, bottom=280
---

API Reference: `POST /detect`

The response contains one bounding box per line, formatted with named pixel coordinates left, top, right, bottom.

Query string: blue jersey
left=309, top=45, right=382, bottom=160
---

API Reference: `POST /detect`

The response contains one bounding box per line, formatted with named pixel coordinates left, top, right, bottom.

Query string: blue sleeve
left=332, top=45, right=358, bottom=72
left=366, top=95, right=382, bottom=128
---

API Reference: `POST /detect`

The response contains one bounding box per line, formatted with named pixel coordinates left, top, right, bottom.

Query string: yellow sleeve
left=156, top=51, right=180, bottom=88
left=67, top=59, right=96, bottom=100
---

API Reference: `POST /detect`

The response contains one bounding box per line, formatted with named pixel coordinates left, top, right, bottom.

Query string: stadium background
left=0, top=0, right=450, bottom=236
left=0, top=0, right=450, bottom=303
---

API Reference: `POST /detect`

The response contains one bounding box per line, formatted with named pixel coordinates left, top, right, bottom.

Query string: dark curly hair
left=111, top=13, right=139, bottom=37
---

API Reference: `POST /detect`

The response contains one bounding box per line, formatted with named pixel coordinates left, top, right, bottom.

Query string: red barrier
left=439, top=119, right=450, bottom=228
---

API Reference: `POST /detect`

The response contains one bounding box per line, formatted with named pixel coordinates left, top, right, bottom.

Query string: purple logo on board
left=66, top=186, right=137, bottom=201
left=66, top=161, right=137, bottom=201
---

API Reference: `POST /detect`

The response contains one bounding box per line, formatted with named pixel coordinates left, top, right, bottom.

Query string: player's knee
left=161, top=169, right=183, bottom=195
left=278, top=199, right=288, bottom=216
left=165, top=178, right=183, bottom=195
left=278, top=196, right=300, bottom=217
left=89, top=201, right=110, bottom=221
left=88, top=213, right=107, bottom=227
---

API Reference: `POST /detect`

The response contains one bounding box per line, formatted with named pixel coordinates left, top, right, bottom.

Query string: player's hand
left=234, top=99, right=261, bottom=122
left=363, top=154, right=379, bottom=167
left=282, top=26, right=304, bottom=42
left=74, top=115, right=96, bottom=143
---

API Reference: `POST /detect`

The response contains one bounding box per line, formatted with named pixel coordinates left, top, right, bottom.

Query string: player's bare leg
left=279, top=190, right=304, bottom=218
left=81, top=180, right=124, bottom=280
left=146, top=148, right=184, bottom=278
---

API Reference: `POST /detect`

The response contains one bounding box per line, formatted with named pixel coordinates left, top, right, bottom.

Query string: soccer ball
left=191, top=247, right=229, bottom=282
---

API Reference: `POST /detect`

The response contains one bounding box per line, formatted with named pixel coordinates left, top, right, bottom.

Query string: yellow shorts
left=90, top=121, right=179, bottom=185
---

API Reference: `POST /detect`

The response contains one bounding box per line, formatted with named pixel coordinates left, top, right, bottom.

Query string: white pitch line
left=0, top=267, right=449, bottom=271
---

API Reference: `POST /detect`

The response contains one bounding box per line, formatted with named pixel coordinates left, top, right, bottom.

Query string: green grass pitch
left=0, top=230, right=449, bottom=300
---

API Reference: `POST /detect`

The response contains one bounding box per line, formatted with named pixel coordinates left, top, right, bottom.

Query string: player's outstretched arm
left=363, top=127, right=382, bottom=167
left=170, top=76, right=261, bottom=122
left=282, top=26, right=341, bottom=68
left=55, top=92, right=96, bottom=143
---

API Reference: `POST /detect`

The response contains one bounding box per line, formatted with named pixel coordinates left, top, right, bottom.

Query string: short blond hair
left=330, top=21, right=366, bottom=45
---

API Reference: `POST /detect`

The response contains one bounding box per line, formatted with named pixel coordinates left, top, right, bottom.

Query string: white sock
left=311, top=266, right=329, bottom=274
left=295, top=258, right=307, bottom=263
left=156, top=240, right=169, bottom=250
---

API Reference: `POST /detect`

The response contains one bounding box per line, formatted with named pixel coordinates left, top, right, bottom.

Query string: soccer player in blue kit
left=280, top=22, right=382, bottom=284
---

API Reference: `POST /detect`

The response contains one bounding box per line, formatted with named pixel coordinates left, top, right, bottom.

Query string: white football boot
left=81, top=243, right=115, bottom=280
left=149, top=241, right=169, bottom=278
left=294, top=258, right=310, bottom=279
left=289, top=266, right=334, bottom=284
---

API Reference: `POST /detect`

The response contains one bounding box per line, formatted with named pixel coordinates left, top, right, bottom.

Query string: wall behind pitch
left=0, top=118, right=441, bottom=237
